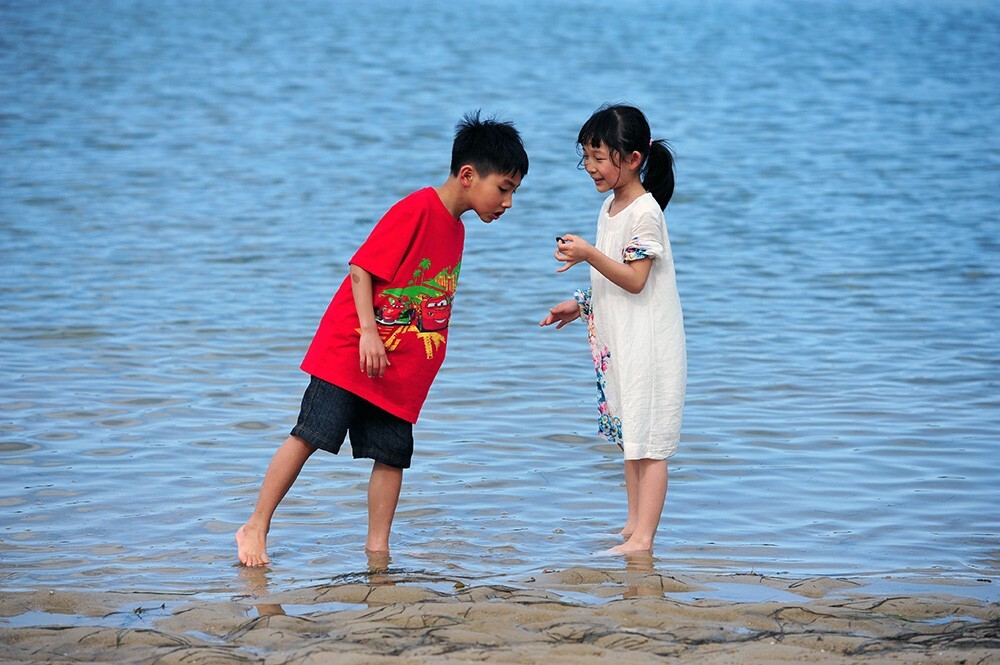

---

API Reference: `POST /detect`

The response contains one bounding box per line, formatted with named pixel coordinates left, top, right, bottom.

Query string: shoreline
left=2, top=566, right=996, bottom=664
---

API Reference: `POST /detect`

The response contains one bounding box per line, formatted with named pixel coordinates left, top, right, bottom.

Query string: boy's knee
left=287, top=435, right=318, bottom=454
left=372, top=461, right=403, bottom=475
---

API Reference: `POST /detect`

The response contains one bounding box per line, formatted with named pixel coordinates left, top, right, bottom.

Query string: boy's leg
left=365, top=461, right=403, bottom=552
left=620, top=459, right=640, bottom=538
left=612, top=458, right=667, bottom=553
left=236, top=434, right=317, bottom=566
left=353, top=398, right=411, bottom=554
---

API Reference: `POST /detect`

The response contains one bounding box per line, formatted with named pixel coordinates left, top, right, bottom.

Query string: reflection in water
left=237, top=566, right=286, bottom=618
left=254, top=602, right=287, bottom=618
left=365, top=549, right=395, bottom=588
left=623, top=552, right=664, bottom=599
left=236, top=550, right=398, bottom=617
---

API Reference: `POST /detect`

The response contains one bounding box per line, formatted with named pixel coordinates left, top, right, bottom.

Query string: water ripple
left=1, top=0, right=998, bottom=595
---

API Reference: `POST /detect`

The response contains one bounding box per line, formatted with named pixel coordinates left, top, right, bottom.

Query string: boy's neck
left=434, top=177, right=467, bottom=219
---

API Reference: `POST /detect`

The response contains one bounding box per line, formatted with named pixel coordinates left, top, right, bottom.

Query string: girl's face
left=582, top=142, right=623, bottom=193
left=581, top=142, right=640, bottom=193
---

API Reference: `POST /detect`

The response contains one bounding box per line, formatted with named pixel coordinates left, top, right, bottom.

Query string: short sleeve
left=350, top=194, right=423, bottom=282
left=622, top=210, right=665, bottom=263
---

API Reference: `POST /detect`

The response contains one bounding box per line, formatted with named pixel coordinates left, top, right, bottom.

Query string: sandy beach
left=2, top=565, right=996, bottom=664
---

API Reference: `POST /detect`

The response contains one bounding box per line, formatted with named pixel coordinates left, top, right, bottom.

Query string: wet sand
left=1, top=565, right=996, bottom=664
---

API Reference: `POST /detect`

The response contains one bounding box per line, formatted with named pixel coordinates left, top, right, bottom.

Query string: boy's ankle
left=243, top=520, right=268, bottom=534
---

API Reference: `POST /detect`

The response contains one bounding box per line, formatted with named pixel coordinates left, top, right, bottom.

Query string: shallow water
left=1, top=0, right=998, bottom=598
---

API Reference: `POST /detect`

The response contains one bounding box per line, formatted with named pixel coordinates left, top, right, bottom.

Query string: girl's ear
left=628, top=150, right=644, bottom=170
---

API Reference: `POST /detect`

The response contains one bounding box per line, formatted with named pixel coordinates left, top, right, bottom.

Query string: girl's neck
left=609, top=178, right=647, bottom=216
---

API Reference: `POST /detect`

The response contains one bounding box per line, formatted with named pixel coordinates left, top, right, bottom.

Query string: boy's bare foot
left=236, top=524, right=270, bottom=567
left=365, top=548, right=391, bottom=573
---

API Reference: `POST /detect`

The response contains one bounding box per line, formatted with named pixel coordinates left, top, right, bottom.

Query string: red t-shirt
left=300, top=188, right=465, bottom=423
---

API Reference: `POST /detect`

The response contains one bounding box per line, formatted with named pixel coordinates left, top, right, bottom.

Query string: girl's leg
left=236, top=435, right=317, bottom=566
left=612, top=458, right=667, bottom=553
left=365, top=461, right=403, bottom=552
left=620, top=459, right=640, bottom=538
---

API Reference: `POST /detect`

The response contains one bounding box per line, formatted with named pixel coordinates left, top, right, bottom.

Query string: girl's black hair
left=577, top=104, right=675, bottom=210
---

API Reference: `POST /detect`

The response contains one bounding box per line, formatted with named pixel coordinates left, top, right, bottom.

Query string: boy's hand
left=555, top=234, right=593, bottom=272
left=539, top=299, right=581, bottom=329
left=359, top=329, right=389, bottom=378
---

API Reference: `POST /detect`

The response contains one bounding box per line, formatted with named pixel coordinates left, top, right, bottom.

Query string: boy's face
left=467, top=168, right=523, bottom=223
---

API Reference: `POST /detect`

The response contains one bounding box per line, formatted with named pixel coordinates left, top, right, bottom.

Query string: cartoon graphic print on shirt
left=372, top=259, right=461, bottom=360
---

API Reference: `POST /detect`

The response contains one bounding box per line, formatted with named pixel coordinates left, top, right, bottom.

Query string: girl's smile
left=582, top=142, right=623, bottom=193
left=581, top=140, right=647, bottom=216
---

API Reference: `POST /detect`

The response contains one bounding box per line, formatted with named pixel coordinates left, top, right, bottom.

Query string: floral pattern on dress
left=574, top=286, right=592, bottom=318
left=622, top=236, right=652, bottom=263
left=576, top=285, right=623, bottom=450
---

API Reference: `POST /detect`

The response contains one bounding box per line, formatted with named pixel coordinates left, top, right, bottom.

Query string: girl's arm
left=539, top=298, right=580, bottom=328
left=350, top=264, right=389, bottom=378
left=555, top=235, right=652, bottom=294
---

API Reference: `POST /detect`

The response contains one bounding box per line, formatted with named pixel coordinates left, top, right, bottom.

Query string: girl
left=540, top=104, right=686, bottom=554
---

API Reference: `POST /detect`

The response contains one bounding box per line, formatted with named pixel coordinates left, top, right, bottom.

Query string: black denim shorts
left=290, top=376, right=414, bottom=469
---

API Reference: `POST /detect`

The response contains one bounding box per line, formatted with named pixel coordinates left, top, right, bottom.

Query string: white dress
left=575, top=192, right=686, bottom=460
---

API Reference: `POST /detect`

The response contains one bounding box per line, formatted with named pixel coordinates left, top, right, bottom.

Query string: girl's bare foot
left=236, top=524, right=270, bottom=567
left=607, top=535, right=653, bottom=554
left=619, top=523, right=635, bottom=540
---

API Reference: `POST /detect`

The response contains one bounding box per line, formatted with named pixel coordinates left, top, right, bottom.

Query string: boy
left=236, top=112, right=528, bottom=566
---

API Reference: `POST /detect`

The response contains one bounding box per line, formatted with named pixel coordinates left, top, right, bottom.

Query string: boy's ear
left=458, top=164, right=476, bottom=187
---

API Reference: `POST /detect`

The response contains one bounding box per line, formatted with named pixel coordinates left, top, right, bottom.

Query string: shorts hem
left=291, top=424, right=343, bottom=455
left=353, top=446, right=410, bottom=469
left=294, top=426, right=411, bottom=468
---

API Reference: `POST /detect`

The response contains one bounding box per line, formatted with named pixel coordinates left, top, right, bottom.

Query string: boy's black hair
left=450, top=110, right=529, bottom=178
left=578, top=104, right=675, bottom=210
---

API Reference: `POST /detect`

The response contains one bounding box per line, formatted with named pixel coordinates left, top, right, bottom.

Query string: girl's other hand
left=539, top=299, right=581, bottom=329
left=555, top=234, right=592, bottom=272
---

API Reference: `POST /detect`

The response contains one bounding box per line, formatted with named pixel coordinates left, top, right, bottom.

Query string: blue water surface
left=1, top=0, right=998, bottom=597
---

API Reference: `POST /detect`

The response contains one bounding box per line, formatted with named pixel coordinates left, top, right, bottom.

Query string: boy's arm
left=350, top=264, right=389, bottom=378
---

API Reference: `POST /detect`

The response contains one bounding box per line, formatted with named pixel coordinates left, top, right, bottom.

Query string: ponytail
left=643, top=139, right=675, bottom=210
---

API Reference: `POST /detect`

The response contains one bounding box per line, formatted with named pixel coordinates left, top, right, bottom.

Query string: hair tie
left=649, top=139, right=653, bottom=147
